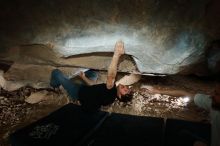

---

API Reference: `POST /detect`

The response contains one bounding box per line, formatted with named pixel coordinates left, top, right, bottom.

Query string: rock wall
left=0, top=0, right=220, bottom=75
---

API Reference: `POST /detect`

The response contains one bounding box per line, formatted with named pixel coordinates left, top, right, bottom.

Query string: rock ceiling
left=0, top=0, right=220, bottom=76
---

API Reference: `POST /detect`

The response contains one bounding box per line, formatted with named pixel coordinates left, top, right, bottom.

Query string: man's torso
left=78, top=83, right=117, bottom=111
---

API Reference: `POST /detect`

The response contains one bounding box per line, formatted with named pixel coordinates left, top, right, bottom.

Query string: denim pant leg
left=50, top=69, right=81, bottom=100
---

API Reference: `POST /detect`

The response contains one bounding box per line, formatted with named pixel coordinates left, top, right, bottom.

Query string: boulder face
left=0, top=0, right=220, bottom=75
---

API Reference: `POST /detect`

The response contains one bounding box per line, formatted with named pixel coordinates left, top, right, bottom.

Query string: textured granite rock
left=0, top=0, right=220, bottom=75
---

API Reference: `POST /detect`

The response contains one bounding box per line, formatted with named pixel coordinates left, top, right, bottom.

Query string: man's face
left=119, top=84, right=131, bottom=96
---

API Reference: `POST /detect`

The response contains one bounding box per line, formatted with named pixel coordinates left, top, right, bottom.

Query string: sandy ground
left=0, top=71, right=215, bottom=146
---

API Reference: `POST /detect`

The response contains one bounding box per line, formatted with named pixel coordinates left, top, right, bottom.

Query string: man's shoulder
left=93, top=83, right=116, bottom=88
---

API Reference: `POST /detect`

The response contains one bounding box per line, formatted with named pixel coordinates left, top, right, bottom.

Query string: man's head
left=118, top=84, right=130, bottom=96
left=117, top=84, right=133, bottom=102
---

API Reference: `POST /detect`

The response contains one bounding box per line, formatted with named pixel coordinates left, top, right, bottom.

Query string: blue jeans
left=50, top=69, right=98, bottom=100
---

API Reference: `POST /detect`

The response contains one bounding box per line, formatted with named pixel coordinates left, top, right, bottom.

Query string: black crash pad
left=10, top=104, right=108, bottom=146
left=10, top=104, right=211, bottom=146
left=164, top=118, right=211, bottom=146
left=83, top=113, right=165, bottom=146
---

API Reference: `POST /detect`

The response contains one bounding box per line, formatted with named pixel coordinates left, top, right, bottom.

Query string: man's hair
left=118, top=92, right=134, bottom=102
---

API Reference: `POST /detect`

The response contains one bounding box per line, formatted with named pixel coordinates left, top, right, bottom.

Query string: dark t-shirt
left=78, top=83, right=118, bottom=112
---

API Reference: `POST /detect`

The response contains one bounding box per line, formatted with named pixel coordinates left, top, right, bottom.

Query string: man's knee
left=51, top=69, right=62, bottom=76
left=50, top=69, right=63, bottom=88
left=85, top=70, right=98, bottom=81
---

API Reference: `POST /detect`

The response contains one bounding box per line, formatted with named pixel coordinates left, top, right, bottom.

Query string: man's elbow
left=106, top=83, right=114, bottom=89
left=106, top=78, right=115, bottom=89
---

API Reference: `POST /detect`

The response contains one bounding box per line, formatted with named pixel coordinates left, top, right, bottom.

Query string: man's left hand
left=114, top=40, right=125, bottom=56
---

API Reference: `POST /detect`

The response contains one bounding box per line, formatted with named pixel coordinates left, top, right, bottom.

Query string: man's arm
left=106, top=40, right=125, bottom=89
left=141, top=85, right=213, bottom=111
left=140, top=85, right=195, bottom=97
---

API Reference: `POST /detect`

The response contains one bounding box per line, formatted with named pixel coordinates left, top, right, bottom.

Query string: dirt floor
left=0, top=71, right=215, bottom=146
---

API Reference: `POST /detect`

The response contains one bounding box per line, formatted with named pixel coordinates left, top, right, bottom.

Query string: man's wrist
left=113, top=53, right=121, bottom=58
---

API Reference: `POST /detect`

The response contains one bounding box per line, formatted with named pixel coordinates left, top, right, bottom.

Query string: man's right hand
left=114, top=40, right=125, bottom=56
left=79, top=71, right=85, bottom=79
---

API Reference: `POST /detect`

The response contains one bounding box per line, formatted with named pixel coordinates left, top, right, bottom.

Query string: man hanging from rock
left=49, top=40, right=141, bottom=112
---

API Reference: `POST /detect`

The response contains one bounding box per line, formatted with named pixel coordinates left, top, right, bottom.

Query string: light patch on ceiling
left=58, top=33, right=145, bottom=56
left=53, top=24, right=206, bottom=74
left=54, top=24, right=153, bottom=57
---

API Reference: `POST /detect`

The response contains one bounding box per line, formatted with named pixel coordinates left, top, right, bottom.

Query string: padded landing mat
left=84, top=113, right=164, bottom=146
left=164, top=118, right=211, bottom=146
left=10, top=104, right=108, bottom=146
left=10, top=104, right=211, bottom=146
